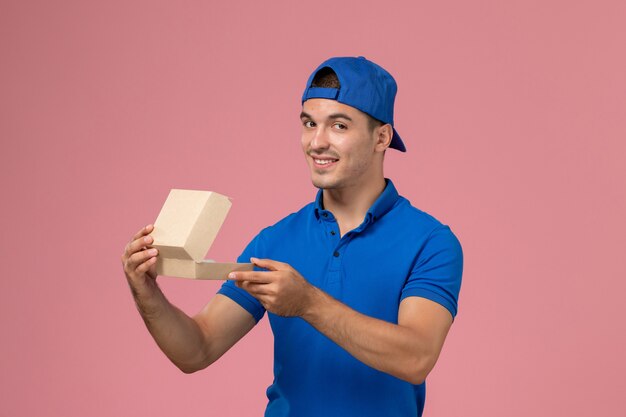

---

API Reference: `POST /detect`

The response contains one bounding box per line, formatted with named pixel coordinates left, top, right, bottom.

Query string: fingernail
left=148, top=249, right=157, bottom=255
left=228, top=273, right=236, bottom=279
left=250, top=257, right=258, bottom=262
left=144, top=236, right=151, bottom=243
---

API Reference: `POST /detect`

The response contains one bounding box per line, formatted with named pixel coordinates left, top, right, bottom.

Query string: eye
left=333, top=122, right=347, bottom=130
left=303, top=120, right=316, bottom=128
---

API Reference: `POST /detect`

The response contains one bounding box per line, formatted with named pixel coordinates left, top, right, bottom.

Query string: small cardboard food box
left=149, top=189, right=253, bottom=279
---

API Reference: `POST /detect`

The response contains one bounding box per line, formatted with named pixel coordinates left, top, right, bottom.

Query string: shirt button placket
left=330, top=241, right=343, bottom=269
left=327, top=246, right=342, bottom=292
left=321, top=214, right=341, bottom=292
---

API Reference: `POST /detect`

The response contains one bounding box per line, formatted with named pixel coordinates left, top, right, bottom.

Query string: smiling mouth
left=313, top=158, right=338, bottom=165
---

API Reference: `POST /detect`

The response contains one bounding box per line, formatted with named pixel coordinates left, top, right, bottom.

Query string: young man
left=122, top=56, right=463, bottom=417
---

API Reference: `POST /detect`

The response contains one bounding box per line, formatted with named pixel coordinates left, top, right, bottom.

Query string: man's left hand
left=228, top=258, right=316, bottom=317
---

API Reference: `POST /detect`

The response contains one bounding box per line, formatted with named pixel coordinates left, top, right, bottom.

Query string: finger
left=250, top=257, right=289, bottom=271
left=135, top=256, right=157, bottom=274
left=229, top=271, right=274, bottom=283
left=125, top=234, right=156, bottom=258
left=131, top=224, right=154, bottom=241
left=237, top=280, right=271, bottom=294
left=127, top=248, right=158, bottom=270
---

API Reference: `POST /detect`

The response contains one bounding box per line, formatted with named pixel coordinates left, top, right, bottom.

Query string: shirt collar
left=314, top=178, right=400, bottom=224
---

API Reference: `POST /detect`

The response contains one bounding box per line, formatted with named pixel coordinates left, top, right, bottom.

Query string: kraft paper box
left=150, top=189, right=253, bottom=279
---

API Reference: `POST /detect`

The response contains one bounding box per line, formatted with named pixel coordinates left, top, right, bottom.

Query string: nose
left=309, top=126, right=330, bottom=151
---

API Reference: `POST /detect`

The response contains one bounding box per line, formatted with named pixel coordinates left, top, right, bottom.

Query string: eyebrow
left=300, top=111, right=353, bottom=122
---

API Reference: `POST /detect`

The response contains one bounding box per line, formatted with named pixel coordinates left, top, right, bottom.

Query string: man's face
left=300, top=98, right=385, bottom=191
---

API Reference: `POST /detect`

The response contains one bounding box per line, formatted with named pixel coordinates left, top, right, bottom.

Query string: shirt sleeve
left=217, top=234, right=266, bottom=322
left=401, top=225, right=464, bottom=318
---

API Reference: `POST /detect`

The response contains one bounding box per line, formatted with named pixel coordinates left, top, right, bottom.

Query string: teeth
left=314, top=159, right=336, bottom=165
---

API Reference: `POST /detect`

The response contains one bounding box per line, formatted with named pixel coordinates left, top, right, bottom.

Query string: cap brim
left=389, top=128, right=406, bottom=152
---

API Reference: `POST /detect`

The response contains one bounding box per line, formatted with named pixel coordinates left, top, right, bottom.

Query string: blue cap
left=301, top=56, right=406, bottom=152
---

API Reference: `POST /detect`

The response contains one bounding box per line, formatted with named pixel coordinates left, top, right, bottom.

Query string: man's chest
left=263, top=225, right=419, bottom=322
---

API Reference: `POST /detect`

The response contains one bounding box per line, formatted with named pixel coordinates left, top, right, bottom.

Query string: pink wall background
left=1, top=1, right=625, bottom=415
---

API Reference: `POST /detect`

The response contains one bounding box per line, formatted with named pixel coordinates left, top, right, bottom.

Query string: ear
left=374, top=124, right=393, bottom=152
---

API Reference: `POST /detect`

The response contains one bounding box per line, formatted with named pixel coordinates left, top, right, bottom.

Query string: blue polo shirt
left=218, top=179, right=463, bottom=417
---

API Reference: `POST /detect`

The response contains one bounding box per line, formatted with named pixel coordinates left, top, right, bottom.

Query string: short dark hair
left=311, top=68, right=384, bottom=132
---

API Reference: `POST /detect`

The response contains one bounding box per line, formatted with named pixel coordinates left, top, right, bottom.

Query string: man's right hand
left=120, top=224, right=257, bottom=373
left=121, top=224, right=158, bottom=292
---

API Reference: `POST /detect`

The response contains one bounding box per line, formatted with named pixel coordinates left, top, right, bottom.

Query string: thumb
left=250, top=257, right=284, bottom=271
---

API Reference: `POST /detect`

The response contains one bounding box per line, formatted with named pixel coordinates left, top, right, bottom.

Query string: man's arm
left=302, top=289, right=451, bottom=385
left=122, top=225, right=256, bottom=373
left=230, top=258, right=452, bottom=385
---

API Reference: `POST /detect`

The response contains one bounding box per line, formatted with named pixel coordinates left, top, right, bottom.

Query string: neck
left=322, top=176, right=387, bottom=236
